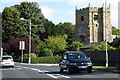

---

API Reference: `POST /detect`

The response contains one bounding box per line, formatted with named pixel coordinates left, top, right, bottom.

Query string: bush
left=31, top=56, right=61, bottom=64
left=39, top=48, right=53, bottom=57
left=68, top=41, right=84, bottom=51
left=24, top=53, right=37, bottom=58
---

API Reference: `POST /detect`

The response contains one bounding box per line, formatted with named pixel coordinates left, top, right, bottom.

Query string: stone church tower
left=74, top=4, right=112, bottom=45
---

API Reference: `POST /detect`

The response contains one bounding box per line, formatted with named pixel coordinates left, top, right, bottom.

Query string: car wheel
left=67, top=68, right=72, bottom=74
left=87, top=67, right=92, bottom=73
left=60, top=68, right=64, bottom=72
left=12, top=66, right=14, bottom=68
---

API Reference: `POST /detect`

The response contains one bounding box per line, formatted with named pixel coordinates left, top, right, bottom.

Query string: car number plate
left=79, top=66, right=87, bottom=68
left=5, top=63, right=10, bottom=64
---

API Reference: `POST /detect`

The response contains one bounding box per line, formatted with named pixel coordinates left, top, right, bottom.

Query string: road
left=1, top=63, right=119, bottom=80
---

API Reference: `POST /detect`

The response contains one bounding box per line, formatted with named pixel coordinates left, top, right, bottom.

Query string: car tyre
left=12, top=66, right=14, bottom=68
left=67, top=68, right=72, bottom=74
left=87, top=67, right=92, bottom=73
left=60, top=68, right=64, bottom=72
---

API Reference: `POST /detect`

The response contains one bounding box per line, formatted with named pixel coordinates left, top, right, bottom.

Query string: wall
left=83, top=50, right=120, bottom=67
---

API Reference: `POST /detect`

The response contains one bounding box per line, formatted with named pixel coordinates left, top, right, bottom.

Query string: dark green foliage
left=31, top=56, right=61, bottom=64
left=39, top=48, right=53, bottom=57
left=55, top=22, right=75, bottom=44
left=67, top=41, right=84, bottom=51
left=91, top=42, right=118, bottom=51
left=45, top=35, right=67, bottom=55
left=110, top=37, right=120, bottom=48
left=2, top=7, right=23, bottom=40
left=112, top=26, right=120, bottom=36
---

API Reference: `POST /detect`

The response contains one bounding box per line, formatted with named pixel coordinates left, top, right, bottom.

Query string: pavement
left=20, top=62, right=59, bottom=67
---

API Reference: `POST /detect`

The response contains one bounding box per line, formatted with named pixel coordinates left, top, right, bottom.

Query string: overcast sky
left=0, top=0, right=119, bottom=28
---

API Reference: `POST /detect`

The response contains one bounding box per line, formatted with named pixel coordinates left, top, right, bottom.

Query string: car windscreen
left=2, top=57, right=13, bottom=60
left=68, top=53, right=87, bottom=59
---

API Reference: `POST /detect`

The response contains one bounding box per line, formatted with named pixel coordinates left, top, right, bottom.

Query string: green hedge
left=31, top=56, right=61, bottom=64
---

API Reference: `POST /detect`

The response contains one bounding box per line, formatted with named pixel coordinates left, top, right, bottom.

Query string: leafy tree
left=110, top=37, right=120, bottom=48
left=14, top=2, right=45, bottom=44
left=2, top=7, right=25, bottom=40
left=45, top=35, right=67, bottom=55
left=2, top=2, right=47, bottom=56
left=112, top=26, right=120, bottom=36
left=39, top=48, right=53, bottom=57
left=40, top=19, right=56, bottom=40
left=56, top=22, right=75, bottom=44
left=2, top=37, right=36, bottom=57
left=68, top=41, right=84, bottom=51
left=91, top=42, right=118, bottom=51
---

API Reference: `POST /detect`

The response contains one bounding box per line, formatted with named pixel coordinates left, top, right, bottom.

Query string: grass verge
left=93, top=66, right=120, bottom=73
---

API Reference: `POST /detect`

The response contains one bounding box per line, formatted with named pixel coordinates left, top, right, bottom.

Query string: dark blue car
left=59, top=51, right=92, bottom=73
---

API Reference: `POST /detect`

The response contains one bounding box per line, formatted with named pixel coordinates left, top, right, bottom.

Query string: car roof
left=64, top=51, right=84, bottom=54
left=0, top=55, right=13, bottom=58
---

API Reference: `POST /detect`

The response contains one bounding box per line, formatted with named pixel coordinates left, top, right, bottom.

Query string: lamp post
left=20, top=18, right=31, bottom=64
left=105, top=0, right=108, bottom=67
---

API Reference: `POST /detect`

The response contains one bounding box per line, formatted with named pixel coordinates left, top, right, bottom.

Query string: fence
left=83, top=50, right=120, bottom=67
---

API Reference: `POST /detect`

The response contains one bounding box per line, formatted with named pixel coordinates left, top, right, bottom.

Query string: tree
left=2, top=2, right=46, bottom=42
left=40, top=19, right=56, bottom=40
left=45, top=35, right=67, bottom=55
left=56, top=22, right=75, bottom=44
left=112, top=26, right=120, bottom=36
left=68, top=41, right=84, bottom=51
left=14, top=2, right=45, bottom=44
left=110, top=37, right=120, bottom=48
left=91, top=42, right=117, bottom=51
left=2, top=7, right=25, bottom=40
left=2, top=37, right=36, bottom=57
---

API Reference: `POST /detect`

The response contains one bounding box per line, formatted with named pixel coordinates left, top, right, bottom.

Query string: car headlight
left=87, top=62, right=92, bottom=66
left=69, top=63, right=77, bottom=65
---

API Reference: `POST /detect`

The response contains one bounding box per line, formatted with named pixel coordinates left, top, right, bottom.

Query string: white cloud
left=41, top=6, right=54, bottom=20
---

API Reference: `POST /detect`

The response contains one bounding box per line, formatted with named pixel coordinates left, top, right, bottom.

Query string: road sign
left=19, top=41, right=25, bottom=50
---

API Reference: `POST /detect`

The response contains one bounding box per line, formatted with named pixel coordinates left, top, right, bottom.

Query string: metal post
left=21, top=49, right=23, bottom=62
left=20, top=18, right=31, bottom=64
left=28, top=20, right=31, bottom=64
left=105, top=0, right=108, bottom=67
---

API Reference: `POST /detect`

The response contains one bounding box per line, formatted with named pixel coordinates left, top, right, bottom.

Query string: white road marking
left=46, top=73, right=58, bottom=79
left=22, top=66, right=71, bottom=79
left=31, top=68, right=39, bottom=71
left=16, top=66, right=21, bottom=67
left=0, top=67, right=22, bottom=71
left=59, top=74, right=70, bottom=78
left=38, top=70, right=70, bottom=79
left=22, top=67, right=30, bottom=69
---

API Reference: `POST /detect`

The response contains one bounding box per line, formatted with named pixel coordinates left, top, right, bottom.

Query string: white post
left=1, top=48, right=3, bottom=56
left=105, top=0, right=108, bottom=67
left=20, top=18, right=31, bottom=64
left=28, top=20, right=31, bottom=64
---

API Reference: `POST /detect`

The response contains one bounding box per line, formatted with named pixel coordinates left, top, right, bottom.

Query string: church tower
left=74, top=4, right=112, bottom=45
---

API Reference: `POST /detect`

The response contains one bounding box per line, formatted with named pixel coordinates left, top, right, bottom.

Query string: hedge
left=31, top=56, right=61, bottom=64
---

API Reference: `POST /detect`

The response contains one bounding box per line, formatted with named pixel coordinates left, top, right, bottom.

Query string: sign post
left=19, top=41, right=25, bottom=62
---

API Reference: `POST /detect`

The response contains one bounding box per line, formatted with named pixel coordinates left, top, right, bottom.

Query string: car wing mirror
left=63, top=55, right=67, bottom=60
left=88, top=57, right=91, bottom=60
